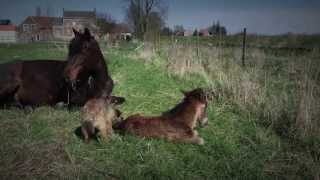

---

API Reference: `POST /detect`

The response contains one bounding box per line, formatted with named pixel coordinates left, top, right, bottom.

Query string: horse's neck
left=90, top=50, right=113, bottom=96
left=91, top=50, right=108, bottom=80
left=164, top=100, right=198, bottom=128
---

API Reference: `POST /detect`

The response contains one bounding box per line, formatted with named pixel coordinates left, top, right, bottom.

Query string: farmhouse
left=19, top=16, right=62, bottom=42
left=111, top=23, right=132, bottom=40
left=19, top=9, right=98, bottom=42
left=184, top=30, right=193, bottom=37
left=63, top=9, right=98, bottom=38
left=199, top=28, right=211, bottom=37
left=0, top=25, right=17, bottom=43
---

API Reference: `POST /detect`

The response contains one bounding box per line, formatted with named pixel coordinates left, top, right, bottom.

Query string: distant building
left=0, top=25, right=17, bottom=43
left=111, top=23, right=131, bottom=40
left=19, top=16, right=62, bottom=42
left=19, top=9, right=98, bottom=42
left=184, top=30, right=193, bottom=37
left=63, top=9, right=98, bottom=38
left=0, top=19, right=11, bottom=25
left=199, top=28, right=211, bottom=37
left=175, top=31, right=184, bottom=36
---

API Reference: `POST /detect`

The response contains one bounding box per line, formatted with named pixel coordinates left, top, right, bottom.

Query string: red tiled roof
left=0, top=25, right=16, bottom=31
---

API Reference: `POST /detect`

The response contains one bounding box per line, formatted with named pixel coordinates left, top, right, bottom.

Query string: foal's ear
left=110, top=96, right=126, bottom=105
left=72, top=28, right=80, bottom=36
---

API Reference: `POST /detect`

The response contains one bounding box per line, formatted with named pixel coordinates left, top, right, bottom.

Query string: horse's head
left=182, top=88, right=213, bottom=127
left=63, top=28, right=103, bottom=90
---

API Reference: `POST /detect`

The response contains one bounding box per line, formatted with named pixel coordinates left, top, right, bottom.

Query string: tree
left=46, top=5, right=53, bottom=16
left=161, top=26, right=172, bottom=36
left=97, top=12, right=117, bottom=34
left=145, top=11, right=164, bottom=41
left=208, top=20, right=227, bottom=36
left=36, top=6, right=41, bottom=16
left=193, top=29, right=199, bottom=36
left=173, top=25, right=184, bottom=36
left=124, top=0, right=167, bottom=40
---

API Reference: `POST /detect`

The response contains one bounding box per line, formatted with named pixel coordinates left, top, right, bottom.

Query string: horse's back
left=0, top=59, right=67, bottom=106
left=21, top=60, right=66, bottom=73
left=120, top=115, right=173, bottom=137
left=18, top=60, right=66, bottom=105
left=0, top=61, right=22, bottom=79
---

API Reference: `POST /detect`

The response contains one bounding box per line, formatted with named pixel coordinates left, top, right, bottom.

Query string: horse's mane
left=68, top=37, right=82, bottom=58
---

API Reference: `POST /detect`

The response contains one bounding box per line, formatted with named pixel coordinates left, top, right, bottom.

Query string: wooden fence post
left=242, top=28, right=247, bottom=67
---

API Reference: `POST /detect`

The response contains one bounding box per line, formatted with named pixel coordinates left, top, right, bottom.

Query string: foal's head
left=63, top=28, right=104, bottom=90
left=182, top=88, right=211, bottom=127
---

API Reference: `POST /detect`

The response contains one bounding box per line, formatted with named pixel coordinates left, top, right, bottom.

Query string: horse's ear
left=72, top=28, right=80, bottom=36
left=84, top=28, right=91, bottom=38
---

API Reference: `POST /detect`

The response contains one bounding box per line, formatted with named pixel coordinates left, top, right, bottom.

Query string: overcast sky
left=0, top=0, right=319, bottom=35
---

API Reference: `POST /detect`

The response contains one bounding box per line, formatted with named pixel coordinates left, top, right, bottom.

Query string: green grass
left=0, top=43, right=315, bottom=179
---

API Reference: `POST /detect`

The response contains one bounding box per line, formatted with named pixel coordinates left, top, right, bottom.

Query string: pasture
left=0, top=39, right=319, bottom=179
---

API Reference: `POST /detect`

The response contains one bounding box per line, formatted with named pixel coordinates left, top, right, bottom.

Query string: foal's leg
left=98, top=124, right=110, bottom=142
left=188, top=131, right=204, bottom=145
left=81, top=121, right=95, bottom=143
left=175, top=130, right=204, bottom=145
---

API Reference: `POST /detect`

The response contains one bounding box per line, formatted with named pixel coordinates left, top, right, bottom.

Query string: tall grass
left=0, top=41, right=318, bottom=179
left=135, top=38, right=320, bottom=178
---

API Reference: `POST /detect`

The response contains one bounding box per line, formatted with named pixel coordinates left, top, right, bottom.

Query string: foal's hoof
left=196, top=137, right=205, bottom=145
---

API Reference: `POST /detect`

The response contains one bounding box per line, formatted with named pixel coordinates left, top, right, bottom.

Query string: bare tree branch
left=124, top=0, right=167, bottom=40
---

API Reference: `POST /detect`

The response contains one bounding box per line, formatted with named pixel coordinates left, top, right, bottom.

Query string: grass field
left=0, top=41, right=319, bottom=179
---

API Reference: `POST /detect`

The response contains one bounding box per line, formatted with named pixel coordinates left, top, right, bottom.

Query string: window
left=23, top=24, right=30, bottom=32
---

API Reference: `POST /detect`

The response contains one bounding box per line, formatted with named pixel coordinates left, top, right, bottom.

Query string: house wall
left=63, top=18, right=97, bottom=38
left=19, top=23, right=54, bottom=42
left=0, top=31, right=17, bottom=43
left=53, top=25, right=64, bottom=40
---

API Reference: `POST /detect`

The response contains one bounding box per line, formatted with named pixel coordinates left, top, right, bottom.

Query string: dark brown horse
left=63, top=28, right=114, bottom=104
left=0, top=28, right=114, bottom=107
